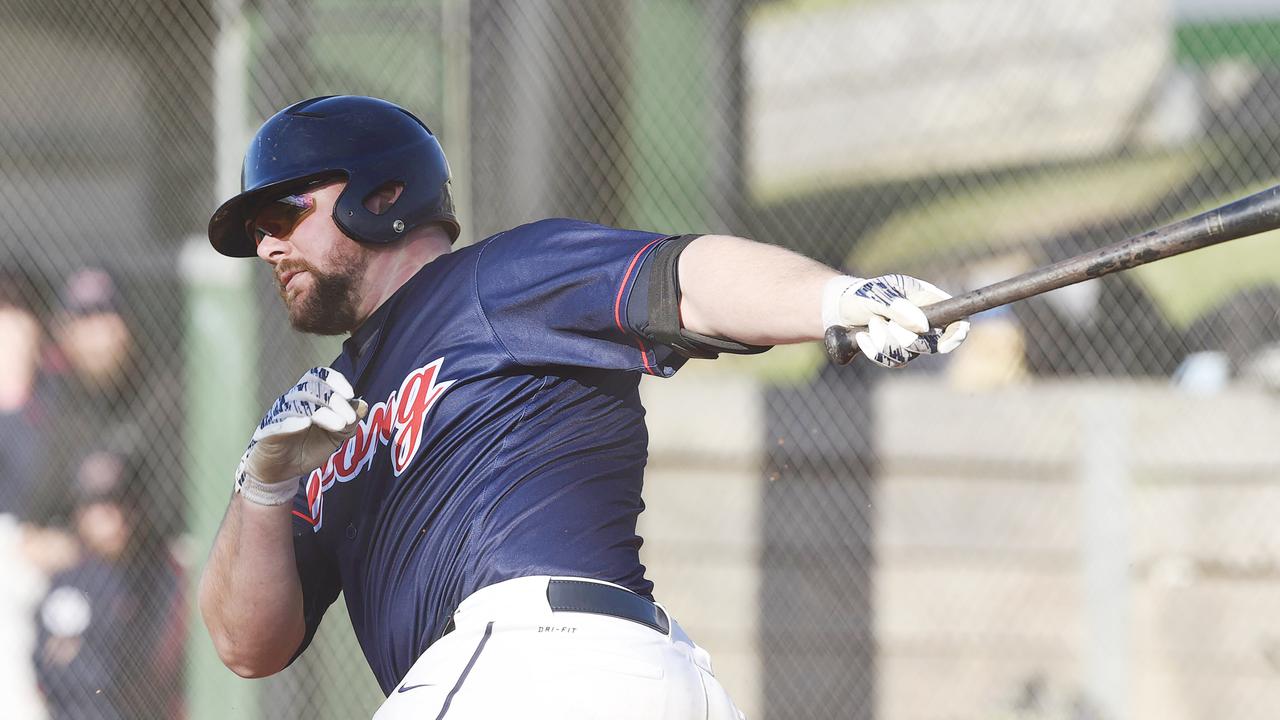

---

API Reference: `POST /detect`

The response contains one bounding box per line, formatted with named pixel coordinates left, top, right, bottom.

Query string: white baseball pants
left=372, top=576, right=744, bottom=719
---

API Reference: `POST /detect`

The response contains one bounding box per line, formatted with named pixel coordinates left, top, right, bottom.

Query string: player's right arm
left=198, top=367, right=366, bottom=678
left=200, top=496, right=306, bottom=677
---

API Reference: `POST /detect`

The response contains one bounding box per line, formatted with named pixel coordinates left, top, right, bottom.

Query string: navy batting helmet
left=208, top=95, right=460, bottom=258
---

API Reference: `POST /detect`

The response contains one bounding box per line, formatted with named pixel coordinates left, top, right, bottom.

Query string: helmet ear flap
left=333, top=170, right=396, bottom=242
left=363, top=182, right=405, bottom=216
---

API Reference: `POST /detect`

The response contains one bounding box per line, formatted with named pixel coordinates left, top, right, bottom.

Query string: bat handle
left=824, top=325, right=859, bottom=365
left=824, top=297, right=969, bottom=365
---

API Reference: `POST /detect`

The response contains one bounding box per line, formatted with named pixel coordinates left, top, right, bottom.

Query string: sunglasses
left=250, top=194, right=316, bottom=244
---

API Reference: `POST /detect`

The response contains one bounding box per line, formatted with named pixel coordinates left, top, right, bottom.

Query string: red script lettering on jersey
left=293, top=358, right=454, bottom=531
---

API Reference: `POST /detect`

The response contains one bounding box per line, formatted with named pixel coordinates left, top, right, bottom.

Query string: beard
left=277, top=246, right=367, bottom=335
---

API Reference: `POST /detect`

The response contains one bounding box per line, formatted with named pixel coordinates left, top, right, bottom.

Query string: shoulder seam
left=471, top=234, right=522, bottom=367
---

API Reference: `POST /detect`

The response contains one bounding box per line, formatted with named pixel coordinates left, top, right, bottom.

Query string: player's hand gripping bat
left=825, top=183, right=1280, bottom=365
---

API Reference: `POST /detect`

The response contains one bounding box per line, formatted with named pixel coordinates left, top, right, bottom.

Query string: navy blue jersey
left=289, top=218, right=691, bottom=692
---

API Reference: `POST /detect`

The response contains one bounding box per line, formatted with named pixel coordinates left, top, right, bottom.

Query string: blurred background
left=2, top=0, right=1280, bottom=718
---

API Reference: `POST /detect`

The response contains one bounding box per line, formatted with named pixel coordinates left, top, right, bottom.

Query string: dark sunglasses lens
left=251, top=195, right=314, bottom=242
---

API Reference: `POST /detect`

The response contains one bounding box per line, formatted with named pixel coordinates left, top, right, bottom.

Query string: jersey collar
left=341, top=258, right=442, bottom=385
left=343, top=285, right=398, bottom=385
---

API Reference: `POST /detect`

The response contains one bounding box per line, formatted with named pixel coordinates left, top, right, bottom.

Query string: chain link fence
left=3, top=0, right=1280, bottom=718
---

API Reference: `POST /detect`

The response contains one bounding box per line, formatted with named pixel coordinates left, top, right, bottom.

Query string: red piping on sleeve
left=615, top=237, right=665, bottom=374
left=633, top=340, right=655, bottom=375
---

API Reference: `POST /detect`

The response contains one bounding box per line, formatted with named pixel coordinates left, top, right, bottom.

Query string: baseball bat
left=825, top=183, right=1280, bottom=365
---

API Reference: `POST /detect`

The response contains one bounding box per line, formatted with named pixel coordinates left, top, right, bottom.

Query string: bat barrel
left=920, top=184, right=1280, bottom=329
left=825, top=183, right=1280, bottom=365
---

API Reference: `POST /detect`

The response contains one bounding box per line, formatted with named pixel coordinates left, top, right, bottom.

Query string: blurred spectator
left=0, top=270, right=52, bottom=719
left=30, top=266, right=134, bottom=528
left=0, top=270, right=44, bottom=516
left=34, top=450, right=185, bottom=720
left=26, top=267, right=187, bottom=719
left=31, top=266, right=183, bottom=538
left=54, top=267, right=132, bottom=393
left=1020, top=274, right=1181, bottom=377
left=945, top=306, right=1028, bottom=391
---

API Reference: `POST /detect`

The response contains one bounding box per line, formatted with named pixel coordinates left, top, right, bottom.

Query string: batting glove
left=823, top=274, right=970, bottom=369
left=234, top=367, right=369, bottom=506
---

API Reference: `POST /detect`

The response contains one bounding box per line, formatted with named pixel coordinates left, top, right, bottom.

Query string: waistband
left=444, top=576, right=670, bottom=637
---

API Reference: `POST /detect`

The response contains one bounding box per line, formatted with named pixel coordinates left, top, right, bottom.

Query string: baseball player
left=198, top=95, right=968, bottom=718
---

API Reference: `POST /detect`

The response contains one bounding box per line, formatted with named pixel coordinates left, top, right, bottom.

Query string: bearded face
left=275, top=240, right=369, bottom=335
left=253, top=183, right=372, bottom=335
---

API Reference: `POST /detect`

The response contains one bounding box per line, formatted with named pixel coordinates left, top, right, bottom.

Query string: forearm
left=677, top=234, right=839, bottom=345
left=199, top=496, right=305, bottom=678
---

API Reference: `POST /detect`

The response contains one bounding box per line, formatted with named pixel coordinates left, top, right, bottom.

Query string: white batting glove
left=823, top=274, right=970, bottom=369
left=234, top=367, right=369, bottom=506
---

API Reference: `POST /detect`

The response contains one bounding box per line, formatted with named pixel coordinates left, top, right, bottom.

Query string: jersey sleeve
left=474, top=218, right=690, bottom=376
left=285, top=508, right=342, bottom=664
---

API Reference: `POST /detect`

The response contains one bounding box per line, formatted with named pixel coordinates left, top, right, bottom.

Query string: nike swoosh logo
left=397, top=683, right=434, bottom=693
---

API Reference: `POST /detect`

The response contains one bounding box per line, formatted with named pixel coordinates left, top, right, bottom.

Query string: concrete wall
left=877, top=377, right=1280, bottom=720
left=746, top=0, right=1171, bottom=195
left=641, top=370, right=1280, bottom=720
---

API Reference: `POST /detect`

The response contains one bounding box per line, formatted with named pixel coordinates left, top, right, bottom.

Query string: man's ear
left=363, top=181, right=405, bottom=215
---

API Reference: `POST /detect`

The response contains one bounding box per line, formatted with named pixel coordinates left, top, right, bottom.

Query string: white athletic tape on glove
left=823, top=274, right=970, bottom=369
left=235, top=367, right=369, bottom=506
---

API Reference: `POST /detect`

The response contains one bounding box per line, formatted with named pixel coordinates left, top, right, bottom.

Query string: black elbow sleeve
left=640, top=234, right=772, bottom=360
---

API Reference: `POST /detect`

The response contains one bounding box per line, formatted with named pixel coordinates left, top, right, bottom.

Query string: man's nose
left=256, top=232, right=289, bottom=262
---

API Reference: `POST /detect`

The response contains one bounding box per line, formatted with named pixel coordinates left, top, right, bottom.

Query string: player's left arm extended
left=675, top=234, right=969, bottom=368
left=677, top=235, right=834, bottom=345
